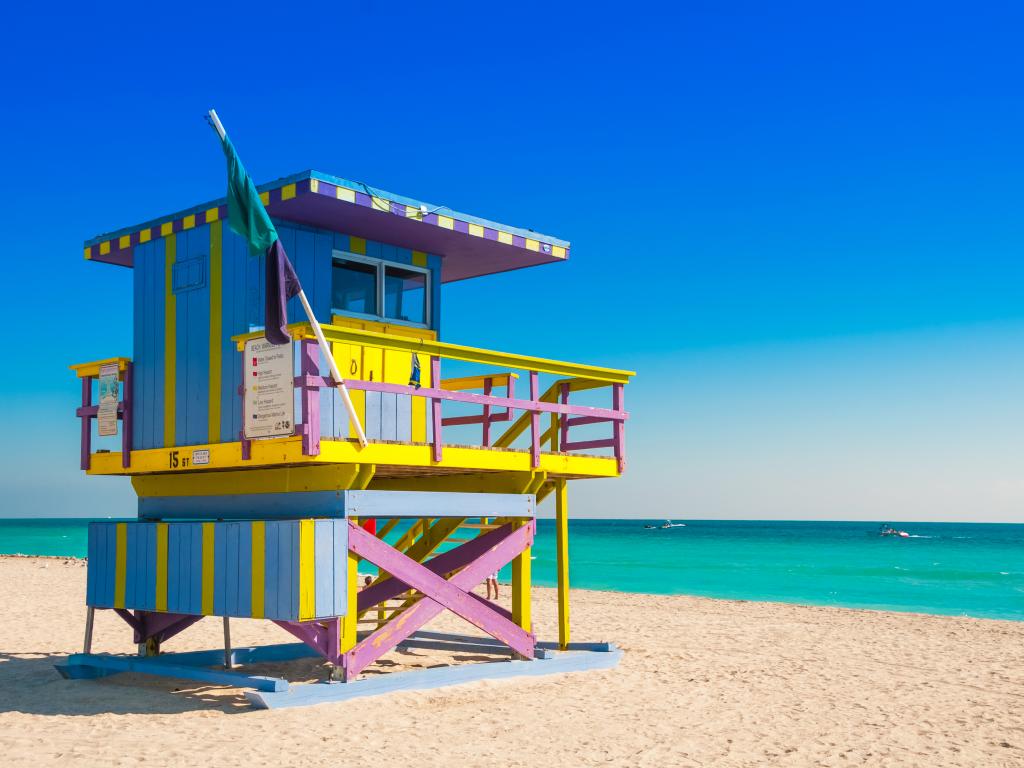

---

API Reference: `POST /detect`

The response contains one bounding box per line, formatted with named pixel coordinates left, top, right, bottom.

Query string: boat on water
left=878, top=523, right=910, bottom=538
left=644, top=520, right=687, bottom=529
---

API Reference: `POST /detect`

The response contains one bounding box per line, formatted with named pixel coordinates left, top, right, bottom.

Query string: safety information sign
left=243, top=337, right=295, bottom=440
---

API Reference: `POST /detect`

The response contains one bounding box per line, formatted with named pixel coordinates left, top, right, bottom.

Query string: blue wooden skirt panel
left=85, top=519, right=347, bottom=622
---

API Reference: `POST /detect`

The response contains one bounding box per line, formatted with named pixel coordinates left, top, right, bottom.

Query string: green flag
left=221, top=134, right=278, bottom=255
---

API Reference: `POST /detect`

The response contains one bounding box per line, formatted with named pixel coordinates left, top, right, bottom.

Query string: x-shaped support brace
left=343, top=519, right=536, bottom=680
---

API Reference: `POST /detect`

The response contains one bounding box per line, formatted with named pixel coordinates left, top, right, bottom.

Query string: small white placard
left=97, top=363, right=120, bottom=437
left=243, top=337, right=295, bottom=440
left=191, top=449, right=210, bottom=466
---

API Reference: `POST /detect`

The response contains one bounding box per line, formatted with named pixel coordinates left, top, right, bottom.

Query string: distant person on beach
left=362, top=575, right=372, bottom=589
left=486, top=571, right=499, bottom=600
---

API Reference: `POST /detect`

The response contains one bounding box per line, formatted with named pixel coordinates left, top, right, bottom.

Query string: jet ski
left=878, top=524, right=910, bottom=538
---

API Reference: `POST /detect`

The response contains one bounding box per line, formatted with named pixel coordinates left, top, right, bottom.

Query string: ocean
left=2, top=518, right=1021, bottom=621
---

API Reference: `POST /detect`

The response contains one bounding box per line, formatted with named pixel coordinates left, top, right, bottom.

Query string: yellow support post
left=511, top=519, right=532, bottom=645
left=341, top=518, right=360, bottom=655
left=555, top=479, right=570, bottom=649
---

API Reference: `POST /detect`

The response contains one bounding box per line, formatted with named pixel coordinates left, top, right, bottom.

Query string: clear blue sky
left=3, top=2, right=1023, bottom=521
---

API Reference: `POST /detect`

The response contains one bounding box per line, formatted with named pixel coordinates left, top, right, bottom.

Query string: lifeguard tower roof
left=84, top=170, right=570, bottom=282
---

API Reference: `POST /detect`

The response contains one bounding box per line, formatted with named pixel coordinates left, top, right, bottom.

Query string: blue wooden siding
left=131, top=239, right=166, bottom=450
left=134, top=219, right=440, bottom=449
left=313, top=519, right=347, bottom=618
left=174, top=226, right=211, bottom=447
left=85, top=520, right=347, bottom=620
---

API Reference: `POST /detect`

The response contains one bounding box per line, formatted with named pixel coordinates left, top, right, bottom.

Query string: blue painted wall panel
left=214, top=521, right=227, bottom=616
left=314, top=520, right=333, bottom=619
left=86, top=523, right=97, bottom=605
left=396, top=394, right=412, bottom=442
left=381, top=393, right=398, bottom=440
left=189, top=523, right=203, bottom=615
left=365, top=391, right=382, bottom=440
left=144, top=523, right=157, bottom=612
left=124, top=524, right=137, bottom=609
left=333, top=520, right=346, bottom=616
left=85, top=521, right=344, bottom=619
left=173, top=227, right=211, bottom=447
left=237, top=521, right=252, bottom=618
left=286, top=522, right=299, bottom=621
left=263, top=521, right=280, bottom=620
left=167, top=524, right=182, bottom=613
left=104, top=524, right=117, bottom=608
left=131, top=239, right=166, bottom=449
left=132, top=221, right=447, bottom=450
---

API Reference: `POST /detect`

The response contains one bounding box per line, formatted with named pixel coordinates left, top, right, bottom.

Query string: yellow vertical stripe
left=411, top=344, right=432, bottom=442
left=208, top=220, right=222, bottom=443
left=155, top=523, right=168, bottom=611
left=201, top=522, right=215, bottom=615
left=555, top=479, right=570, bottom=649
left=251, top=521, right=265, bottom=619
left=341, top=519, right=359, bottom=653
left=512, top=533, right=532, bottom=634
left=114, top=523, right=127, bottom=609
left=163, top=234, right=176, bottom=447
left=298, top=520, right=315, bottom=620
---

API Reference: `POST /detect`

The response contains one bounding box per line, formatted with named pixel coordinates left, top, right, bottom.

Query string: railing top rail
left=69, top=357, right=132, bottom=378
left=233, top=323, right=636, bottom=385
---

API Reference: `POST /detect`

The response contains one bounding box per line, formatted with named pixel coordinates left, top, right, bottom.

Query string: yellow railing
left=233, top=321, right=633, bottom=469
left=233, top=322, right=634, bottom=384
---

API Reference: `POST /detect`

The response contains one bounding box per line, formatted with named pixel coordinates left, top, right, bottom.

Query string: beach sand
left=0, top=556, right=1021, bottom=767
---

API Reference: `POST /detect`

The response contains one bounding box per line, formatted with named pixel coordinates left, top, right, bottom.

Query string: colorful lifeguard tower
left=61, top=168, right=633, bottom=707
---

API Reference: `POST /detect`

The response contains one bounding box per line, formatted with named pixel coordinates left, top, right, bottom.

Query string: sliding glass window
left=330, top=251, right=430, bottom=327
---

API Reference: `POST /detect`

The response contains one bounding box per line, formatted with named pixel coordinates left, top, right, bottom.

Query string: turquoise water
left=2, top=518, right=1022, bottom=621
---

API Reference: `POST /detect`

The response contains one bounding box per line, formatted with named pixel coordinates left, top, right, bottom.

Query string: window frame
left=330, top=249, right=431, bottom=329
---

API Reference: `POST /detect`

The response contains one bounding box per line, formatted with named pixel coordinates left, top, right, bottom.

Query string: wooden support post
left=431, top=357, right=443, bottom=462
left=223, top=617, right=233, bottom=669
left=83, top=606, right=95, bottom=654
left=555, top=479, right=570, bottom=650
left=342, top=519, right=360, bottom=658
left=511, top=520, right=532, bottom=654
left=529, top=371, right=540, bottom=468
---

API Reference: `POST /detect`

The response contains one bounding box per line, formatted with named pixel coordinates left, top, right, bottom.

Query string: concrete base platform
left=54, top=631, right=622, bottom=710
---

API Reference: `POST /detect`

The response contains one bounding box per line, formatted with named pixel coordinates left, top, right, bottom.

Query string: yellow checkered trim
left=84, top=177, right=571, bottom=263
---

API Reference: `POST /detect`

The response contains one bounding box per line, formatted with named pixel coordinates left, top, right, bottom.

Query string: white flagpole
left=208, top=109, right=368, bottom=449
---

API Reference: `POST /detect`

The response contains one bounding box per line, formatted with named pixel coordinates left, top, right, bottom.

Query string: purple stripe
left=561, top=438, right=615, bottom=451
left=343, top=379, right=627, bottom=421
left=483, top=228, right=498, bottom=241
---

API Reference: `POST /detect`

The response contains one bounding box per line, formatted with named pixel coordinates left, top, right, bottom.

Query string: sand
left=0, top=556, right=1021, bottom=767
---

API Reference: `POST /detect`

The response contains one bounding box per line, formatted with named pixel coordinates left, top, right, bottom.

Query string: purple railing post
left=299, top=339, right=321, bottom=456
left=121, top=362, right=133, bottom=468
left=612, top=383, right=625, bottom=473
left=530, top=371, right=540, bottom=469
left=431, top=356, right=442, bottom=462
left=559, top=382, right=570, bottom=451
left=80, top=376, right=92, bottom=471
left=482, top=377, right=493, bottom=447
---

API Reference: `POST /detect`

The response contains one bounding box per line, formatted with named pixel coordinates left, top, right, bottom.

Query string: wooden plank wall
left=85, top=520, right=346, bottom=621
left=131, top=218, right=442, bottom=451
